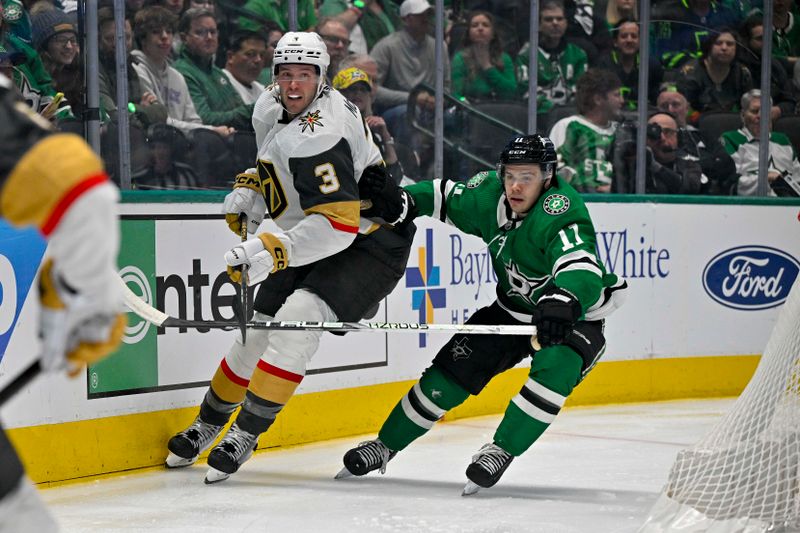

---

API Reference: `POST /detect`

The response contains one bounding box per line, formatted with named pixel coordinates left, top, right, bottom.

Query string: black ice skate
left=204, top=423, right=258, bottom=484
left=335, top=439, right=397, bottom=479
left=462, top=443, right=514, bottom=496
left=165, top=416, right=223, bottom=468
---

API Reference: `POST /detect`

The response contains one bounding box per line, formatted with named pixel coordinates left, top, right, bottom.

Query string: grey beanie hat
left=31, top=9, right=76, bottom=51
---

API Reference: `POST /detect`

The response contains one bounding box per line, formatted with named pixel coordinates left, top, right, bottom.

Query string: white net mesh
left=640, top=278, right=800, bottom=533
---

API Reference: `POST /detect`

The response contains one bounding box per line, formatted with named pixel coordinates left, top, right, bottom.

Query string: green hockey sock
left=494, top=346, right=582, bottom=456
left=378, top=366, right=469, bottom=451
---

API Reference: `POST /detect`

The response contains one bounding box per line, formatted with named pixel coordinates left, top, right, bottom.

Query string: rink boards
left=1, top=195, right=798, bottom=483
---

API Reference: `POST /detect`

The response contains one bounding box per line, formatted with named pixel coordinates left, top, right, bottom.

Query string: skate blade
left=462, top=481, right=482, bottom=496
left=204, top=467, right=231, bottom=484
left=334, top=467, right=354, bottom=479
left=165, top=452, right=197, bottom=469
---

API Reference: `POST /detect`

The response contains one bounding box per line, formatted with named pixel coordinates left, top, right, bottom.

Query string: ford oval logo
left=703, top=246, right=800, bottom=310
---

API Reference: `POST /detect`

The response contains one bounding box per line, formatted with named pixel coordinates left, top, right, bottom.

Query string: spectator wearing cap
left=2, top=7, right=70, bottom=118
left=656, top=83, right=737, bottom=195
left=370, top=0, right=450, bottom=161
left=371, top=0, right=449, bottom=104
left=31, top=8, right=81, bottom=115
left=333, top=65, right=407, bottom=184
left=341, top=52, right=406, bottom=116
left=31, top=7, right=77, bottom=58
left=223, top=30, right=266, bottom=105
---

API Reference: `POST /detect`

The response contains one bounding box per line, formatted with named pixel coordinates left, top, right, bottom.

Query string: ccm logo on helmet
left=281, top=48, right=321, bottom=55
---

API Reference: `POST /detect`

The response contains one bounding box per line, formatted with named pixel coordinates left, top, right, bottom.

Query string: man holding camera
left=612, top=111, right=703, bottom=194
left=656, top=84, right=737, bottom=195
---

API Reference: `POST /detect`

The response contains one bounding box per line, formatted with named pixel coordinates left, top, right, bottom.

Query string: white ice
left=41, top=398, right=734, bottom=533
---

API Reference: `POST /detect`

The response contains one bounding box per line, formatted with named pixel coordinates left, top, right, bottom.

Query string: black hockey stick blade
left=0, top=360, right=41, bottom=407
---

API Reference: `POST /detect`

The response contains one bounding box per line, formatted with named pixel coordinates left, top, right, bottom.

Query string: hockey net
left=640, top=278, right=800, bottom=533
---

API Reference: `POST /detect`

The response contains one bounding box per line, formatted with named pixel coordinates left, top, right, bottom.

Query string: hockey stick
left=119, top=275, right=540, bottom=338
left=0, top=361, right=41, bottom=407
left=238, top=215, right=248, bottom=344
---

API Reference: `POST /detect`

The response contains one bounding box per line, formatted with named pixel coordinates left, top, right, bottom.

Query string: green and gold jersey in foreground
left=405, top=172, right=622, bottom=318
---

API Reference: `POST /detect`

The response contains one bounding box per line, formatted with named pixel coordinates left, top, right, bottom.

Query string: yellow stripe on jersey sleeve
left=304, top=200, right=361, bottom=232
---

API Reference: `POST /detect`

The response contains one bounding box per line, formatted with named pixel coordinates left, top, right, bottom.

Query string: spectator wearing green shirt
left=549, top=69, right=623, bottom=193
left=515, top=0, right=588, bottom=113
left=319, top=0, right=400, bottom=53
left=772, top=0, right=800, bottom=66
left=451, top=10, right=517, bottom=102
left=238, top=0, right=317, bottom=32
left=173, top=8, right=252, bottom=130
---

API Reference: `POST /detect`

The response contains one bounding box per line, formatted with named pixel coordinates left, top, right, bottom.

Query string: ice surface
left=40, top=399, right=733, bottom=533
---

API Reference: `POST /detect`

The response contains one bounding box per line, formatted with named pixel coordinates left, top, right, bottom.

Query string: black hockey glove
left=359, top=164, right=418, bottom=228
left=530, top=287, right=582, bottom=347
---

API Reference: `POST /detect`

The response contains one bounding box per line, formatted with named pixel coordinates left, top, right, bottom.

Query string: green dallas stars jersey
left=404, top=172, right=626, bottom=319
left=550, top=115, right=616, bottom=193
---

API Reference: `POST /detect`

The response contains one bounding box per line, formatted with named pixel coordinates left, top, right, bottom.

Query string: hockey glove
left=225, top=233, right=288, bottom=286
left=223, top=172, right=267, bottom=235
left=359, top=164, right=418, bottom=228
left=38, top=260, right=126, bottom=376
left=530, top=287, right=582, bottom=347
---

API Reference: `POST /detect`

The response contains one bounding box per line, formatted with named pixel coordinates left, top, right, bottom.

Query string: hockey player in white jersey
left=164, top=32, right=415, bottom=484
left=0, top=73, right=126, bottom=532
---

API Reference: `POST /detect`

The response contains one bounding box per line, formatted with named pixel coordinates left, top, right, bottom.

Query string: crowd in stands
left=1, top=0, right=799, bottom=195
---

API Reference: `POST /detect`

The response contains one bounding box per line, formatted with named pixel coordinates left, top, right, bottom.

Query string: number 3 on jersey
left=257, top=159, right=288, bottom=218
left=316, top=162, right=340, bottom=194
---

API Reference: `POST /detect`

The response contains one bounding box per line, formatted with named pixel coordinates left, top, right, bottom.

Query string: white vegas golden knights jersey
left=249, top=84, right=384, bottom=267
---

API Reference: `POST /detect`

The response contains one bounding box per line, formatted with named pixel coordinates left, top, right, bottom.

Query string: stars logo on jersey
left=505, top=261, right=548, bottom=306
left=467, top=172, right=488, bottom=188
left=543, top=194, right=570, bottom=215
left=298, top=110, right=324, bottom=132
left=451, top=337, right=472, bottom=361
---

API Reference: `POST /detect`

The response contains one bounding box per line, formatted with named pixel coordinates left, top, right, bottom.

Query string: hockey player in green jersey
left=337, top=134, right=627, bottom=494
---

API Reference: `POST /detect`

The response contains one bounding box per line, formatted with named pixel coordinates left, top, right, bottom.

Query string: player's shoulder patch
left=466, top=171, right=489, bottom=188
left=542, top=193, right=570, bottom=215
left=298, top=109, right=324, bottom=133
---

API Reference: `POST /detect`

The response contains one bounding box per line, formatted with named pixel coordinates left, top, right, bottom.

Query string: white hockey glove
left=223, top=171, right=267, bottom=235
left=225, top=233, right=289, bottom=286
left=38, top=260, right=126, bottom=376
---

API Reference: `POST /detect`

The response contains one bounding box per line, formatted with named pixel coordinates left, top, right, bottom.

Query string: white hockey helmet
left=273, top=31, right=330, bottom=91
